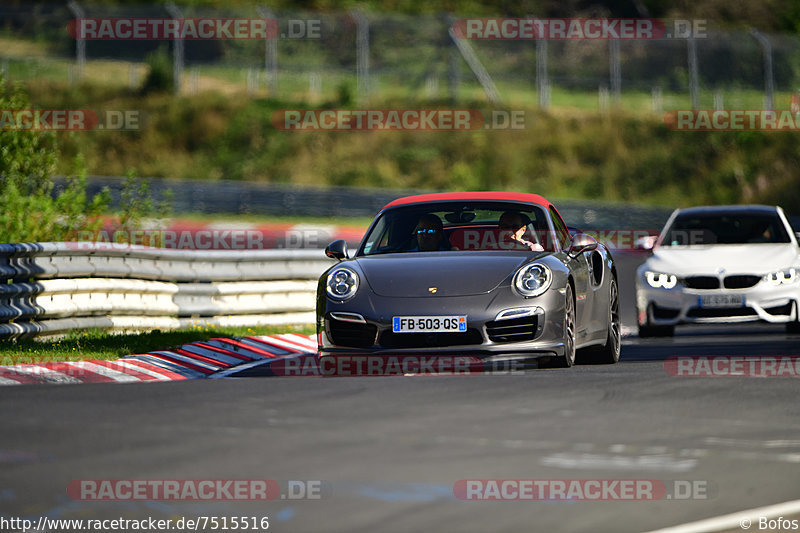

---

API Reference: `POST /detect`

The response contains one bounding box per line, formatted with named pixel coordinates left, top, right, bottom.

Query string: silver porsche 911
left=316, top=192, right=620, bottom=368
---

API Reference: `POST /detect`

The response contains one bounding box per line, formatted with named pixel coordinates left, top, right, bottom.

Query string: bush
left=140, top=46, right=173, bottom=95
left=0, top=76, right=170, bottom=244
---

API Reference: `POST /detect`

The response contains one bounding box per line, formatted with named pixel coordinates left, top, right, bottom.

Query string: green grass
left=0, top=324, right=316, bottom=365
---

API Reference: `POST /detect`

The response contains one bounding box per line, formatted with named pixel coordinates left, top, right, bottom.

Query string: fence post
left=687, top=36, right=699, bottom=109
left=447, top=26, right=502, bottom=105
left=165, top=3, right=184, bottom=96
left=599, top=85, right=610, bottom=113
left=257, top=6, right=278, bottom=96
left=445, top=15, right=460, bottom=103
left=651, top=87, right=662, bottom=113
left=536, top=38, right=550, bottom=109
left=750, top=29, right=774, bottom=109
left=609, top=39, right=621, bottom=106
left=66, top=1, right=85, bottom=82
left=351, top=9, right=370, bottom=105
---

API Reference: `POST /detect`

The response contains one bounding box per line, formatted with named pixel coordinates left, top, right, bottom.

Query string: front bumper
left=318, top=287, right=569, bottom=360
left=636, top=280, right=798, bottom=326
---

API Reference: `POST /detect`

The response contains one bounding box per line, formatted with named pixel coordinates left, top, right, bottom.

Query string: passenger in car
left=499, top=211, right=544, bottom=251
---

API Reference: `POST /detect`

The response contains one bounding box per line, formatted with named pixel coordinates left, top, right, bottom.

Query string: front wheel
left=583, top=277, right=621, bottom=364
left=552, top=284, right=576, bottom=368
left=638, top=304, right=675, bottom=337
left=638, top=324, right=675, bottom=338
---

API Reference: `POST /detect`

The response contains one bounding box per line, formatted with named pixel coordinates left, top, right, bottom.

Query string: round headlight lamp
left=513, top=263, right=552, bottom=297
left=326, top=267, right=359, bottom=301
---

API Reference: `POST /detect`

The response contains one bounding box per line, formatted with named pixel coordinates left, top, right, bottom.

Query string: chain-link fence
left=3, top=4, right=800, bottom=111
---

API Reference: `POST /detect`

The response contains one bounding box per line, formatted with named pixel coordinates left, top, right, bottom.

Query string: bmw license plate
left=392, top=316, right=467, bottom=333
left=698, top=295, right=745, bottom=308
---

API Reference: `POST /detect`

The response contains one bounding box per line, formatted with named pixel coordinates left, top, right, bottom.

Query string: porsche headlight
left=326, top=267, right=359, bottom=301
left=645, top=271, right=678, bottom=289
left=764, top=268, right=797, bottom=285
left=513, top=263, right=552, bottom=298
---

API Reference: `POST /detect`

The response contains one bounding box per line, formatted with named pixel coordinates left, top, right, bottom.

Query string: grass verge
left=0, top=324, right=316, bottom=365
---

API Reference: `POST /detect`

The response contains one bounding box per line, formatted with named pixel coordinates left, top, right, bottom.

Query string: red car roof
left=383, top=192, right=552, bottom=210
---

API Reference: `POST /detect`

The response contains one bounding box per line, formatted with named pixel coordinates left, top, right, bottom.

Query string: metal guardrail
left=0, top=243, right=335, bottom=339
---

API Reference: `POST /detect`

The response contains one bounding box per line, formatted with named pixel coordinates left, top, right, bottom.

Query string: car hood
left=644, top=244, right=800, bottom=276
left=353, top=252, right=538, bottom=297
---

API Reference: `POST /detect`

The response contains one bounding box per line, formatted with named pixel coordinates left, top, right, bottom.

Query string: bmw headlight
left=326, top=267, right=359, bottom=301
left=764, top=268, right=797, bottom=285
left=513, top=263, right=552, bottom=298
left=645, top=271, right=678, bottom=289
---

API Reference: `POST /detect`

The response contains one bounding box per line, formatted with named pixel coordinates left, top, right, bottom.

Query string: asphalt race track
left=2, top=254, right=800, bottom=532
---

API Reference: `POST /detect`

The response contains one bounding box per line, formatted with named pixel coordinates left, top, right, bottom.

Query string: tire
left=584, top=277, right=621, bottom=364
left=552, top=284, right=577, bottom=368
left=638, top=324, right=675, bottom=338
left=637, top=303, right=675, bottom=337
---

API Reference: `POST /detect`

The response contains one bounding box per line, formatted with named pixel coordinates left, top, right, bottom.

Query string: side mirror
left=325, top=240, right=349, bottom=261
left=568, top=232, right=598, bottom=256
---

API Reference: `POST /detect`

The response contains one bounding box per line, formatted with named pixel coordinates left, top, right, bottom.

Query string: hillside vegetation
left=27, top=81, right=800, bottom=212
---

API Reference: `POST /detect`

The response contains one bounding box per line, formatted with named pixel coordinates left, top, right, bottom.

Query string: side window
left=549, top=206, right=571, bottom=251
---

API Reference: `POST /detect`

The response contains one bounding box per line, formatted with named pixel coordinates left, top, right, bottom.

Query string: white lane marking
left=276, top=333, right=318, bottom=351
left=2, top=365, right=83, bottom=384
left=64, top=361, right=142, bottom=383
left=644, top=498, right=800, bottom=533
left=150, top=351, right=221, bottom=371
left=704, top=437, right=800, bottom=449
left=540, top=452, right=697, bottom=472
left=111, top=360, right=173, bottom=381
left=251, top=335, right=305, bottom=352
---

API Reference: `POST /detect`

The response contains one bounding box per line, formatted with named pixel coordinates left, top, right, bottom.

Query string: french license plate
left=392, top=316, right=467, bottom=333
left=698, top=295, right=745, bottom=308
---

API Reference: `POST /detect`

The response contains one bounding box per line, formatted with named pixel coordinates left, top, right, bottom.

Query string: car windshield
left=661, top=211, right=791, bottom=246
left=359, top=202, right=552, bottom=255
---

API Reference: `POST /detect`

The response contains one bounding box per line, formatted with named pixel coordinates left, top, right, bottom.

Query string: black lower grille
left=485, top=317, right=538, bottom=343
left=724, top=275, right=761, bottom=289
left=327, top=320, right=377, bottom=348
left=379, top=329, right=483, bottom=349
left=686, top=307, right=757, bottom=318
left=765, top=302, right=793, bottom=316
left=683, top=276, right=720, bottom=290
left=652, top=303, right=680, bottom=319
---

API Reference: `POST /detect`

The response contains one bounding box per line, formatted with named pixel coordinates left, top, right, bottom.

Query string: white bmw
left=636, top=205, right=800, bottom=337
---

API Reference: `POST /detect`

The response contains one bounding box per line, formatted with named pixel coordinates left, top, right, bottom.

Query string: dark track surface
left=2, top=252, right=800, bottom=532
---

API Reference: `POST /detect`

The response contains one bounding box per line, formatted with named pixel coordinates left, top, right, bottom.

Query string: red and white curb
left=0, top=334, right=318, bottom=386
